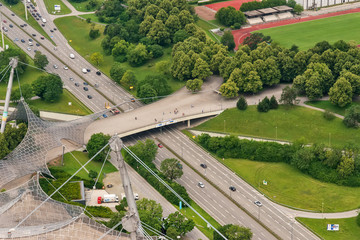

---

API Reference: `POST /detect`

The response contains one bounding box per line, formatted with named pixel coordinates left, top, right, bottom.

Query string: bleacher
left=263, top=14, right=279, bottom=22
left=247, top=17, right=264, bottom=25
left=277, top=12, right=293, bottom=19
left=244, top=5, right=294, bottom=25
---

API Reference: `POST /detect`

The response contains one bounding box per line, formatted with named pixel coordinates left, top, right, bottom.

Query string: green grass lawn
left=196, top=19, right=221, bottom=43
left=257, top=13, right=360, bottom=50
left=54, top=16, right=185, bottom=92
left=28, top=89, right=92, bottom=115
left=0, top=0, right=53, bottom=43
left=50, top=151, right=117, bottom=182
left=298, top=217, right=360, bottom=240
left=176, top=200, right=221, bottom=239
left=69, top=0, right=100, bottom=12
left=224, top=158, right=360, bottom=212
left=43, top=0, right=71, bottom=15
left=193, top=105, right=360, bottom=147
left=79, top=13, right=102, bottom=23
left=305, top=100, right=360, bottom=116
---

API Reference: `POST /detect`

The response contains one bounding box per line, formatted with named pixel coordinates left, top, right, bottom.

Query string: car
left=3, top=20, right=6, bottom=23
left=0, top=3, right=2, bottom=6
left=200, top=163, right=207, bottom=169
left=53, top=64, right=58, bottom=69
left=36, top=18, right=39, bottom=20
left=26, top=5, right=30, bottom=8
left=34, top=49, right=37, bottom=53
left=69, top=53, right=75, bottom=59
left=111, top=109, right=120, bottom=115
left=229, top=186, right=236, bottom=192
left=32, top=34, right=36, bottom=37
left=82, top=68, right=87, bottom=74
left=21, top=39, right=25, bottom=43
left=198, top=182, right=205, bottom=188
left=83, top=87, right=88, bottom=91
left=69, top=77, right=74, bottom=81
left=2, top=27, right=8, bottom=32
left=9, top=24, right=13, bottom=28
left=36, top=43, right=40, bottom=46
left=130, top=98, right=135, bottom=102
left=33, top=9, right=37, bottom=12
left=28, top=38, right=33, bottom=42
left=27, top=47, right=31, bottom=51
left=87, top=69, right=91, bottom=72
left=28, top=42, right=33, bottom=46
left=87, top=95, right=92, bottom=99
left=20, top=24, right=24, bottom=27
left=24, top=24, right=27, bottom=26
left=40, top=36, right=44, bottom=40
left=50, top=29, right=53, bottom=32
left=96, top=71, right=101, bottom=76
left=63, top=66, right=68, bottom=70
left=83, top=82, right=88, bottom=86
left=14, top=38, right=18, bottom=41
left=102, top=114, right=108, bottom=118
left=75, top=82, right=79, bottom=87
left=157, top=143, right=163, bottom=148
left=53, top=27, right=57, bottom=30
left=41, top=24, right=45, bottom=27
left=107, top=184, right=113, bottom=188
left=254, top=201, right=262, bottom=207
left=11, top=13, right=15, bottom=16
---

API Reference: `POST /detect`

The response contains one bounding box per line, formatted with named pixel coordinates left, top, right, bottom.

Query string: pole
left=1, top=58, right=18, bottom=134
left=61, top=145, right=65, bottom=166
left=0, top=12, right=4, bottom=50
left=24, top=0, right=28, bottom=20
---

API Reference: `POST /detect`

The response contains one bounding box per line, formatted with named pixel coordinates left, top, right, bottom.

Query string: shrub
left=234, top=23, right=241, bottom=29
left=86, top=206, right=115, bottom=218
left=343, top=105, right=360, bottom=128
left=86, top=18, right=91, bottom=23
left=269, top=95, right=278, bottom=109
left=88, top=170, right=98, bottom=179
left=236, top=96, right=247, bottom=110
left=323, top=110, right=335, bottom=121
left=219, top=27, right=225, bottom=31
left=257, top=97, right=270, bottom=112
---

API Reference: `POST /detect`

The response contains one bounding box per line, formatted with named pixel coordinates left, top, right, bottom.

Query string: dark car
left=11, top=13, right=15, bottom=16
left=24, top=24, right=27, bottom=26
left=41, top=24, right=45, bottom=27
left=21, top=39, right=25, bottom=43
left=83, top=82, right=88, bottom=86
left=102, top=114, right=108, bottom=118
left=75, top=82, right=79, bottom=87
left=229, top=186, right=236, bottom=192
left=36, top=43, right=40, bottom=46
left=87, top=68, right=91, bottom=72
left=36, top=18, right=39, bottom=20
left=20, top=24, right=24, bottom=27
left=50, top=29, right=53, bottom=32
left=32, top=34, right=36, bottom=37
left=40, top=36, right=44, bottom=40
left=33, top=9, right=37, bottom=12
left=28, top=38, right=33, bottom=42
left=9, top=24, right=13, bottom=28
left=96, top=71, right=101, bottom=76
left=200, top=163, right=207, bottom=169
left=83, top=87, right=88, bottom=91
left=53, top=27, right=57, bottom=31
left=87, top=95, right=92, bottom=99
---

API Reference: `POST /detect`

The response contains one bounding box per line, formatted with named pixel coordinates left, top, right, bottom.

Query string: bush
left=219, top=27, right=225, bottom=31
left=343, top=105, right=360, bottom=128
left=86, top=18, right=91, bottom=23
left=257, top=97, right=270, bottom=112
left=234, top=23, right=241, bottom=29
left=86, top=206, right=115, bottom=218
left=89, top=29, right=100, bottom=39
left=236, top=96, right=247, bottom=110
left=323, top=110, right=335, bottom=121
left=147, top=44, right=164, bottom=58
left=88, top=170, right=98, bottom=179
left=269, top=95, right=278, bottom=109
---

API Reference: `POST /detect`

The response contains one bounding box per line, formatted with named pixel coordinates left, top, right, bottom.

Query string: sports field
left=257, top=13, right=360, bottom=49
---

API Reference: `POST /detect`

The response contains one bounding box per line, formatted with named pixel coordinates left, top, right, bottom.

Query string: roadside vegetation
left=68, top=0, right=100, bottom=12
left=43, top=0, right=71, bottom=15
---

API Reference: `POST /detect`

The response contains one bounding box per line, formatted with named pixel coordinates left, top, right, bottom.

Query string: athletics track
left=206, top=0, right=255, bottom=11
left=232, top=7, right=360, bottom=49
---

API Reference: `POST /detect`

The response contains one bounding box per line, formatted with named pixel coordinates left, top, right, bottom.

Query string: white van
left=69, top=53, right=75, bottom=59
left=82, top=68, right=87, bottom=74
left=42, top=18, right=46, bottom=23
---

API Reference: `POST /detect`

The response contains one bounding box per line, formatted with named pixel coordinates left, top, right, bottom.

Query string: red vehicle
left=158, top=143, right=163, bottom=148
left=3, top=20, right=6, bottom=23
left=97, top=196, right=102, bottom=204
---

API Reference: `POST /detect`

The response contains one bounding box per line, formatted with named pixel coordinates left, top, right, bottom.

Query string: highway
left=0, top=2, right=141, bottom=112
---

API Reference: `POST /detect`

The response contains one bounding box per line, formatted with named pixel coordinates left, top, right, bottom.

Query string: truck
left=97, top=194, right=119, bottom=204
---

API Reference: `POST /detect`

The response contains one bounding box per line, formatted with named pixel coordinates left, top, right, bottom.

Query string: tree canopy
left=31, top=75, right=63, bottom=102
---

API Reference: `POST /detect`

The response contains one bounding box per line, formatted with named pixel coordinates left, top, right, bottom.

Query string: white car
left=198, top=182, right=205, bottom=188
left=82, top=68, right=87, bottom=74
left=254, top=201, right=262, bottom=207
left=27, top=47, right=31, bottom=51
left=69, top=53, right=75, bottom=59
left=53, top=64, right=58, bottom=69
left=64, top=66, right=68, bottom=70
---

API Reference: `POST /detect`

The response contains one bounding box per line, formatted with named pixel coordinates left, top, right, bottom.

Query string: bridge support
left=187, top=119, right=190, bottom=128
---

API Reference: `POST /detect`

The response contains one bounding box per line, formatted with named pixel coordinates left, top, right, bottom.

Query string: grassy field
left=305, top=100, right=360, bottom=116
left=28, top=89, right=92, bottom=115
left=54, top=16, right=184, bottom=92
left=69, top=0, right=100, bottom=12
left=0, top=0, right=53, bottom=43
left=50, top=151, right=117, bottom=182
left=79, top=13, right=101, bottom=23
left=223, top=158, right=360, bottom=212
left=196, top=19, right=221, bottom=43
left=298, top=217, right=360, bottom=240
left=43, top=0, right=71, bottom=15
left=194, top=105, right=360, bottom=147
left=176, top=200, right=221, bottom=239
left=257, top=13, right=360, bottom=50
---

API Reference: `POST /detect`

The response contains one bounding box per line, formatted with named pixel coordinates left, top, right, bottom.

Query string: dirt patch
left=195, top=6, right=216, bottom=20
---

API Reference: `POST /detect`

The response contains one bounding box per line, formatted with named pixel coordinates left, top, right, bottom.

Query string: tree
left=215, top=6, right=246, bottom=26
left=32, top=75, right=63, bottom=102
left=192, top=58, right=212, bottom=80
left=221, top=31, right=235, bottom=51
left=229, top=64, right=262, bottom=93
left=88, top=170, right=98, bottom=179
left=171, top=51, right=192, bottom=81
left=280, top=86, right=297, bottom=105
left=140, top=74, right=171, bottom=96
left=186, top=78, right=203, bottom=92
left=237, top=96, right=247, bottom=110
left=86, top=133, right=111, bottom=162
left=110, top=62, right=126, bottom=83
left=219, top=81, right=239, bottom=98
left=0, top=134, right=10, bottom=160
left=305, top=72, right=323, bottom=100
left=165, top=15, right=181, bottom=35
left=137, top=198, right=163, bottom=233
left=34, top=51, right=49, bottom=69
left=343, top=105, right=360, bottom=128
left=90, top=52, right=104, bottom=66
left=11, top=84, right=33, bottom=102
left=269, top=95, right=278, bottom=109
left=337, top=151, right=355, bottom=178
left=147, top=20, right=170, bottom=46
left=173, top=30, right=189, bottom=43
left=147, top=44, right=163, bottom=58
left=293, top=4, right=304, bottom=15
left=89, top=29, right=100, bottom=39
left=120, top=70, right=137, bottom=88
left=124, top=139, right=158, bottom=165
left=329, top=77, right=353, bottom=107
left=287, top=0, right=297, bottom=7
left=257, top=96, right=270, bottom=112
left=4, top=0, right=20, bottom=4
left=254, top=58, right=280, bottom=86
left=291, top=147, right=315, bottom=171
left=155, top=60, right=171, bottom=75
left=164, top=211, right=195, bottom=237
left=243, top=32, right=271, bottom=50
left=127, top=44, right=150, bottom=66
left=214, top=224, right=252, bottom=240
left=160, top=158, right=183, bottom=181
left=137, top=83, right=157, bottom=103
left=112, top=40, right=129, bottom=58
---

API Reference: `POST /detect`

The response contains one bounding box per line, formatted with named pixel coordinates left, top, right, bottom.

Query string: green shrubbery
left=197, top=134, right=360, bottom=187
left=86, top=206, right=115, bottom=218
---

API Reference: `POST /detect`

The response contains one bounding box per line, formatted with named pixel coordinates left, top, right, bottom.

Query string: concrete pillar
left=187, top=119, right=190, bottom=128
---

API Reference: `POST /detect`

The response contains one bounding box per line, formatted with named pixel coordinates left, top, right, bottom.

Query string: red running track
left=206, top=0, right=255, bottom=11
left=232, top=8, right=360, bottom=49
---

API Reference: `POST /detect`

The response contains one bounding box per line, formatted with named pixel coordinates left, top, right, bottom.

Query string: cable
left=13, top=141, right=111, bottom=230
left=17, top=61, right=60, bottom=77
left=123, top=145, right=228, bottom=240
left=141, top=221, right=173, bottom=240
left=98, top=222, right=123, bottom=240
left=39, top=172, right=68, bottom=202
left=15, top=68, right=22, bottom=99
left=0, top=65, right=11, bottom=83
left=94, top=148, right=111, bottom=187
left=115, top=226, right=124, bottom=240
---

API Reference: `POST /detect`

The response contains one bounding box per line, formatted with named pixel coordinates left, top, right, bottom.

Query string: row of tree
left=197, top=133, right=360, bottom=187
left=215, top=6, right=246, bottom=28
